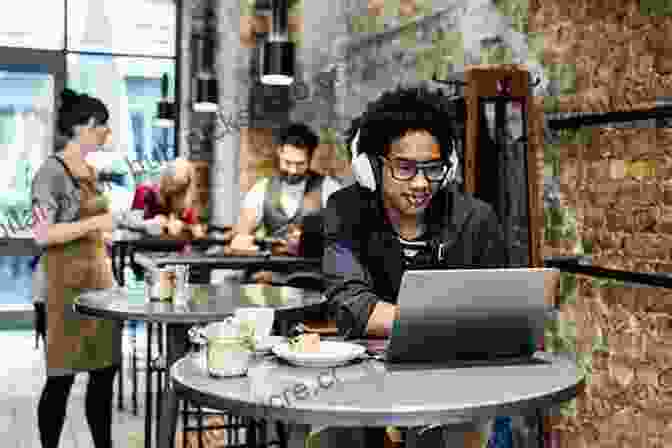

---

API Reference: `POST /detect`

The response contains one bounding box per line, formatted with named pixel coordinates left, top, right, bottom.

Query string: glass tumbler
left=207, top=336, right=252, bottom=378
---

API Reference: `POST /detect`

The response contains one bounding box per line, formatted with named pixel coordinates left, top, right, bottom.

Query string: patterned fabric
left=131, top=183, right=164, bottom=218
left=398, top=234, right=431, bottom=268
left=261, top=174, right=324, bottom=239
left=133, top=183, right=197, bottom=224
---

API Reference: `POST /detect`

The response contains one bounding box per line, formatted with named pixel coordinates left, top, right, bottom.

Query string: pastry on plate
left=288, top=333, right=321, bottom=353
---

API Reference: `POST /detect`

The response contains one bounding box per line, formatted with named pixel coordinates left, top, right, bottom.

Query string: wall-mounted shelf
left=546, top=103, right=672, bottom=130
left=544, top=256, right=672, bottom=290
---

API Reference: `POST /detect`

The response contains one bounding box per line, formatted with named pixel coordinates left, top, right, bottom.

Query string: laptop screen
left=386, top=268, right=553, bottom=364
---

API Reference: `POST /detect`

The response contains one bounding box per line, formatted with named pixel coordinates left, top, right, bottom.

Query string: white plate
left=272, top=341, right=366, bottom=368
left=255, top=336, right=286, bottom=353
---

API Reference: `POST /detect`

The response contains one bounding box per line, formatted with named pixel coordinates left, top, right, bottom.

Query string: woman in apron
left=32, top=88, right=120, bottom=448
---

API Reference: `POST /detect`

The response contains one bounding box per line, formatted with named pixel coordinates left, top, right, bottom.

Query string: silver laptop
left=383, top=268, right=556, bottom=366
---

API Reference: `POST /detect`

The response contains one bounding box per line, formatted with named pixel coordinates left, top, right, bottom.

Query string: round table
left=75, top=283, right=325, bottom=326
left=74, top=283, right=325, bottom=448
left=161, top=351, right=584, bottom=448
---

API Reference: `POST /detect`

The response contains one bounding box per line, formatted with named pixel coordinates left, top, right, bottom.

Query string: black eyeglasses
left=379, top=156, right=448, bottom=182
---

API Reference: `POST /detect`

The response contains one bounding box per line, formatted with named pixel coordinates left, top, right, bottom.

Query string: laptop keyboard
left=354, top=338, right=549, bottom=367
left=384, top=356, right=550, bottom=372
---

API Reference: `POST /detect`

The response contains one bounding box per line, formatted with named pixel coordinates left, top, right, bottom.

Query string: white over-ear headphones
left=350, top=127, right=460, bottom=192
left=350, top=128, right=378, bottom=191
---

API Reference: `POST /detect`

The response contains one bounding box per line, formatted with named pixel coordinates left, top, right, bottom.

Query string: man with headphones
left=321, top=85, right=507, bottom=447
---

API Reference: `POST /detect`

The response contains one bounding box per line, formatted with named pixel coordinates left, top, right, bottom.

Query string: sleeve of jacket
left=322, top=188, right=382, bottom=339
left=474, top=203, right=508, bottom=268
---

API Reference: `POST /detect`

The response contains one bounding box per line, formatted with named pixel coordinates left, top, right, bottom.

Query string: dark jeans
left=316, top=421, right=492, bottom=448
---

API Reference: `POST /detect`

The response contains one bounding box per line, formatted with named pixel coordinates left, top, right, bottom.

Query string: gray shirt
left=31, top=153, right=82, bottom=302
left=31, top=154, right=153, bottom=302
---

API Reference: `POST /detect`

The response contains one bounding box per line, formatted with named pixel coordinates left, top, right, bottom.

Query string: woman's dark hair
left=277, top=123, right=320, bottom=159
left=57, top=88, right=109, bottom=138
left=356, top=84, right=456, bottom=162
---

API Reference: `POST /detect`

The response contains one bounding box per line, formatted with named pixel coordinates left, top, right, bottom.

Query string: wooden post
left=464, top=64, right=542, bottom=268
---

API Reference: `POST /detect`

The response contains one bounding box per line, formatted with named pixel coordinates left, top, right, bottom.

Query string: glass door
left=0, top=47, right=64, bottom=319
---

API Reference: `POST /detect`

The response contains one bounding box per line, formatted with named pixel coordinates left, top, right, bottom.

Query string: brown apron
left=44, top=157, right=120, bottom=374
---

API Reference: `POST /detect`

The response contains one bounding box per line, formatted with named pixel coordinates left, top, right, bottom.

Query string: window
left=0, top=1, right=177, bottom=317
left=67, top=0, right=176, bottom=57
left=0, top=68, right=55, bottom=310
left=0, top=1, right=65, bottom=50
left=0, top=67, right=56, bottom=240
left=67, top=54, right=176, bottom=168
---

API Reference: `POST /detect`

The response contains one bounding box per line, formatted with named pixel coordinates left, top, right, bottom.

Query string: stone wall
left=534, top=0, right=672, bottom=446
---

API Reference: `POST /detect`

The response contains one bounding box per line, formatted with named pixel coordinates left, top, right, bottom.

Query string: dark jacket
left=322, top=183, right=507, bottom=338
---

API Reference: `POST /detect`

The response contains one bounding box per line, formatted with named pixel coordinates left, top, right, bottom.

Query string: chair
left=285, top=271, right=325, bottom=293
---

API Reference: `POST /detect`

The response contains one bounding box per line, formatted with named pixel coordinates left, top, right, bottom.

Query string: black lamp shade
left=262, top=41, right=294, bottom=86
left=194, top=78, right=219, bottom=113
left=154, top=100, right=175, bottom=127
left=157, top=101, right=175, bottom=119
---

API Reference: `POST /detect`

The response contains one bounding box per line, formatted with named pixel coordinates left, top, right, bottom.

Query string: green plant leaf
left=480, top=46, right=514, bottom=65
left=592, top=334, right=609, bottom=354
left=560, top=398, right=577, bottom=417
left=592, top=277, right=627, bottom=289
left=351, top=15, right=385, bottom=34
left=415, top=0, right=434, bottom=16
left=416, top=48, right=438, bottom=81
left=305, top=429, right=323, bottom=448
left=543, top=96, right=560, bottom=113
left=199, top=206, right=210, bottom=223
left=579, top=238, right=594, bottom=255
left=335, top=142, right=350, bottom=161
left=558, top=273, right=577, bottom=306
left=639, top=0, right=672, bottom=15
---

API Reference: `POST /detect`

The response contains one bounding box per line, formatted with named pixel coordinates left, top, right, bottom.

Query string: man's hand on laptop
left=366, top=302, right=399, bottom=338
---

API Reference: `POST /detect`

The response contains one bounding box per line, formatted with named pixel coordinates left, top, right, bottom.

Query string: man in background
left=231, top=122, right=344, bottom=284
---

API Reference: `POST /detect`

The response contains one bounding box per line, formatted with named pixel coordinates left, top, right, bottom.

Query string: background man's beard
left=280, top=173, right=306, bottom=185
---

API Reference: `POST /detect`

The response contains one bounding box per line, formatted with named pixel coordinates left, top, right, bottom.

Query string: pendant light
left=193, top=0, right=219, bottom=113
left=154, top=73, right=175, bottom=127
left=261, top=0, right=294, bottom=86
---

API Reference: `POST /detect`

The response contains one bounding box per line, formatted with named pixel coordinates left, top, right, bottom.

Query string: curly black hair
left=57, top=88, right=109, bottom=139
left=356, top=85, right=456, bottom=162
left=277, top=122, right=320, bottom=159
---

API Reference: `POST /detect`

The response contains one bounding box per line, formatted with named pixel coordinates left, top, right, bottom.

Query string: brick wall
left=533, top=0, right=672, bottom=446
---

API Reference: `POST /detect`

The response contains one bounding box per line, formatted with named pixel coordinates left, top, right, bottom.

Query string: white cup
left=235, top=307, right=276, bottom=343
